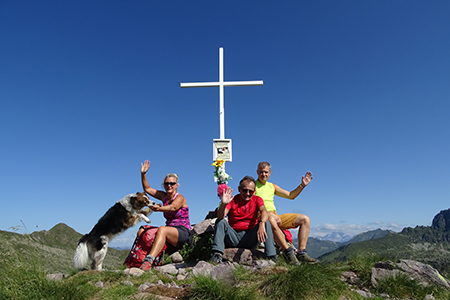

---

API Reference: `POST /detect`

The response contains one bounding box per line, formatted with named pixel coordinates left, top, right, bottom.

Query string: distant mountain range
left=315, top=232, right=353, bottom=243
left=304, top=228, right=393, bottom=258
left=318, top=208, right=450, bottom=274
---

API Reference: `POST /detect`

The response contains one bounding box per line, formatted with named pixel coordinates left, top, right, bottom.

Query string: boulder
left=223, top=248, right=264, bottom=265
left=210, top=261, right=237, bottom=285
left=397, top=259, right=450, bottom=289
left=371, top=259, right=450, bottom=290
left=192, top=218, right=216, bottom=235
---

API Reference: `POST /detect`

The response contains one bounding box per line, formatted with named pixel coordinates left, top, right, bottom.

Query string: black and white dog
left=73, top=192, right=155, bottom=270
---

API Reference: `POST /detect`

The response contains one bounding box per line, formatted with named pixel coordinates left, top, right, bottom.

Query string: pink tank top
left=163, top=193, right=191, bottom=230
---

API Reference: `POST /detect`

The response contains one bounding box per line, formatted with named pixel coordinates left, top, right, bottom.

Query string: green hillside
left=0, top=223, right=129, bottom=274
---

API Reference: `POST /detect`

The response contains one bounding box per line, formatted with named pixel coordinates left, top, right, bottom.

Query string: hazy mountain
left=316, top=232, right=353, bottom=243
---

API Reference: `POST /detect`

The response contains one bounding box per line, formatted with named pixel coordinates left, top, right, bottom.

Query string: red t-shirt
left=225, top=194, right=265, bottom=232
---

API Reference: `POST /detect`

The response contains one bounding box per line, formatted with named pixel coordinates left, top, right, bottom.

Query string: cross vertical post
left=180, top=47, right=263, bottom=166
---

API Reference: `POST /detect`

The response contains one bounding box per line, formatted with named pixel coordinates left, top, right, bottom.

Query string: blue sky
left=1, top=1, right=449, bottom=248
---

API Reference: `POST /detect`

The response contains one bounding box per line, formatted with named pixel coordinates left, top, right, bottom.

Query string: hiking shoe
left=139, top=261, right=152, bottom=271
left=268, top=255, right=278, bottom=263
left=296, top=251, right=318, bottom=264
left=283, top=250, right=300, bottom=266
left=287, top=242, right=298, bottom=253
left=210, top=252, right=223, bottom=264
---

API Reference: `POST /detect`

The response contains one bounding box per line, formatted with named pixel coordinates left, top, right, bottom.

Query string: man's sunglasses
left=164, top=182, right=177, bottom=186
left=242, top=188, right=254, bottom=194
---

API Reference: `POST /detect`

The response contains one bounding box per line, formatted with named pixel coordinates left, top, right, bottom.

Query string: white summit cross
left=180, top=47, right=263, bottom=140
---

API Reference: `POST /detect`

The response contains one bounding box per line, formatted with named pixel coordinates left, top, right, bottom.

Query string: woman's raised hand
left=141, top=160, right=150, bottom=174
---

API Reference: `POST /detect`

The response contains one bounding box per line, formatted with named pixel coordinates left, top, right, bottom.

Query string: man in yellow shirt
left=255, top=161, right=317, bottom=263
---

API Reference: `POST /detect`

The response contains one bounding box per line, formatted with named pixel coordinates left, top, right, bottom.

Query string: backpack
left=124, top=225, right=167, bottom=268
left=283, top=229, right=293, bottom=244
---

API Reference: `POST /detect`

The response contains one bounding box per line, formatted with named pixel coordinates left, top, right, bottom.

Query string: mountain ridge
left=318, top=208, right=450, bottom=275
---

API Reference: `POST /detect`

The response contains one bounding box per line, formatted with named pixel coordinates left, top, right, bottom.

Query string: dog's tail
left=73, top=241, right=89, bottom=269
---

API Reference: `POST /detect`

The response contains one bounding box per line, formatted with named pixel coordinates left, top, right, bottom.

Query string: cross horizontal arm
left=180, top=82, right=220, bottom=88
left=223, top=80, right=264, bottom=86
left=180, top=80, right=263, bottom=88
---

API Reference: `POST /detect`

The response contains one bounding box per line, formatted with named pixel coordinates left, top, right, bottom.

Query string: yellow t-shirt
left=255, top=180, right=277, bottom=212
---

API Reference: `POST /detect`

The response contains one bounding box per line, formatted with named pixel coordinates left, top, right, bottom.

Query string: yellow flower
left=212, top=159, right=225, bottom=167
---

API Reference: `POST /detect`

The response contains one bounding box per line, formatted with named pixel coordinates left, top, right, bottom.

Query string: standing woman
left=139, top=160, right=191, bottom=270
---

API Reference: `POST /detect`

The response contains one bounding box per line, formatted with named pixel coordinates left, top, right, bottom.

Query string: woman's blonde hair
left=162, top=173, right=180, bottom=188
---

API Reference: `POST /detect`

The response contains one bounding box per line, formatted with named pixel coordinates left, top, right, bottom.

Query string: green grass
left=375, top=272, right=450, bottom=300
left=0, top=256, right=97, bottom=300
left=260, top=264, right=351, bottom=300
left=2, top=247, right=450, bottom=300
left=189, top=274, right=262, bottom=300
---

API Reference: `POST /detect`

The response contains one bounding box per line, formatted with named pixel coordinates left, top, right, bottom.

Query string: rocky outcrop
left=432, top=208, right=450, bottom=231
left=339, top=259, right=450, bottom=299
left=371, top=259, right=450, bottom=289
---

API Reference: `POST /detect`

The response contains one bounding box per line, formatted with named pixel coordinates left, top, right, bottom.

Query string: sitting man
left=211, top=176, right=277, bottom=263
left=255, top=161, right=317, bottom=263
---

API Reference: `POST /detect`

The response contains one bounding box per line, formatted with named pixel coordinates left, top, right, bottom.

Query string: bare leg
left=294, top=214, right=311, bottom=250
left=148, top=226, right=179, bottom=257
left=268, top=214, right=289, bottom=250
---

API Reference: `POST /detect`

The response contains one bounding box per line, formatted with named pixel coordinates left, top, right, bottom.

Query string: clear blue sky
left=1, top=1, right=449, bottom=248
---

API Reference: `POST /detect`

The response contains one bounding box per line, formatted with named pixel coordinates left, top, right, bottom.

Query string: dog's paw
left=142, top=216, right=151, bottom=223
left=142, top=207, right=153, bottom=216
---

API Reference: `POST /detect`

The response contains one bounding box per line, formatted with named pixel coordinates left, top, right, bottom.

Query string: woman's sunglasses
left=164, top=182, right=177, bottom=187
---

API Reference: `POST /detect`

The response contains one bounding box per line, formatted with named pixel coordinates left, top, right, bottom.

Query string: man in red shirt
left=211, top=176, right=277, bottom=263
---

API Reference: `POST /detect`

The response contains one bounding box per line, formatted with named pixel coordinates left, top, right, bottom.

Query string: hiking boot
left=296, top=250, right=318, bottom=264
left=287, top=241, right=297, bottom=251
left=139, top=261, right=152, bottom=271
left=139, top=255, right=155, bottom=271
left=283, top=249, right=300, bottom=265
left=210, top=252, right=223, bottom=264
left=268, top=255, right=278, bottom=263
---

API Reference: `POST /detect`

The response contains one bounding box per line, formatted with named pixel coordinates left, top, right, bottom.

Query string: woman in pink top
left=139, top=160, right=190, bottom=270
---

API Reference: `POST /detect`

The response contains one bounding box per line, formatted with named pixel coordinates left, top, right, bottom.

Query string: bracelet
left=300, top=184, right=305, bottom=189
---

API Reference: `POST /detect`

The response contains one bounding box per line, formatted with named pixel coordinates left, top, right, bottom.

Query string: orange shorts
left=269, top=211, right=299, bottom=230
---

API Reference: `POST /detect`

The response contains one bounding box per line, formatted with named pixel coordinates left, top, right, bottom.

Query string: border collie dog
left=73, top=192, right=155, bottom=270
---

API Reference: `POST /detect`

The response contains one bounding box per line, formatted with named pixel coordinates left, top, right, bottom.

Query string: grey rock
left=371, top=267, right=403, bottom=287
left=138, top=282, right=152, bottom=292
left=192, top=219, right=216, bottom=235
left=192, top=260, right=214, bottom=276
left=397, top=259, right=450, bottom=289
left=341, top=271, right=359, bottom=284
left=176, top=273, right=188, bottom=280
left=223, top=248, right=264, bottom=265
left=211, top=261, right=236, bottom=285
left=154, top=264, right=178, bottom=275
left=353, top=289, right=373, bottom=298
left=124, top=267, right=145, bottom=276
left=95, top=281, right=103, bottom=288
left=251, top=259, right=276, bottom=270
left=121, top=280, right=134, bottom=286
left=170, top=251, right=184, bottom=263
left=46, top=273, right=66, bottom=281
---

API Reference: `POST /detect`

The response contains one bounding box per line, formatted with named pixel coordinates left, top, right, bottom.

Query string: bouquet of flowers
left=212, top=159, right=232, bottom=185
